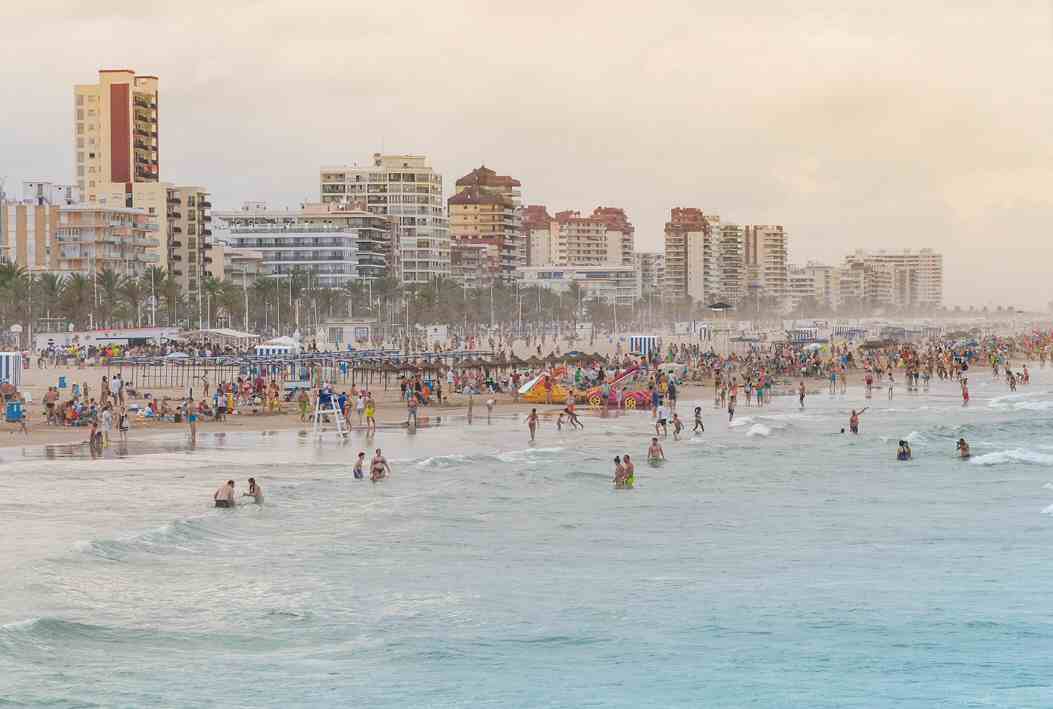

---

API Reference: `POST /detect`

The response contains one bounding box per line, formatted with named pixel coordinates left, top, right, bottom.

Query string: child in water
left=692, top=406, right=704, bottom=433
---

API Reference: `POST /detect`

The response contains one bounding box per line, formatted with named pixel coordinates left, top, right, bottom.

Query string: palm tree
left=119, top=276, right=147, bottom=327
left=60, top=273, right=93, bottom=329
left=96, top=268, right=123, bottom=327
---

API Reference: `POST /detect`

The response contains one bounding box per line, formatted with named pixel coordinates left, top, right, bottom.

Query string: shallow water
left=3, top=371, right=1053, bottom=707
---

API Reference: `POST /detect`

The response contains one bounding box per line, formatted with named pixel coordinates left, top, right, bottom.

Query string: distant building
left=634, top=252, right=665, bottom=292
left=165, top=186, right=212, bottom=293
left=841, top=249, right=943, bottom=310
left=55, top=204, right=159, bottom=276
left=448, top=165, right=522, bottom=287
left=206, top=243, right=266, bottom=283
left=515, top=264, right=641, bottom=306
left=73, top=69, right=159, bottom=200
left=787, top=261, right=837, bottom=311
left=521, top=205, right=554, bottom=266
left=662, top=207, right=708, bottom=302
left=744, top=225, right=788, bottom=305
left=320, top=154, right=449, bottom=284
left=214, top=202, right=390, bottom=287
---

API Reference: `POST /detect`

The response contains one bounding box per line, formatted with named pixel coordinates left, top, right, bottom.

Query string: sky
left=1, top=0, right=1051, bottom=309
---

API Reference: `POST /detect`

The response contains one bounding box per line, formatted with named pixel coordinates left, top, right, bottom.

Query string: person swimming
left=353, top=451, right=366, bottom=479
left=956, top=438, right=971, bottom=459
left=896, top=440, right=912, bottom=461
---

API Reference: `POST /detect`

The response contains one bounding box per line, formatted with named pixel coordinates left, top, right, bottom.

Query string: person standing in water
left=527, top=408, right=539, bottom=442
left=692, top=406, right=704, bottom=434
left=242, top=477, right=264, bottom=504
left=364, top=394, right=377, bottom=434
left=961, top=377, right=970, bottom=406
left=214, top=480, right=236, bottom=508
left=798, top=381, right=806, bottom=409
left=647, top=437, right=665, bottom=462
left=672, top=412, right=684, bottom=440
left=622, top=454, right=635, bottom=488
left=655, top=402, right=669, bottom=438
left=353, top=451, right=366, bottom=479
left=848, top=407, right=868, bottom=434
left=887, top=372, right=895, bottom=400
left=370, top=448, right=391, bottom=481
left=613, top=455, right=626, bottom=488
left=956, top=438, right=971, bottom=459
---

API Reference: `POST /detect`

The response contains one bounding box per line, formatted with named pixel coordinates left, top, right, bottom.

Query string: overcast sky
left=1, top=1, right=1051, bottom=308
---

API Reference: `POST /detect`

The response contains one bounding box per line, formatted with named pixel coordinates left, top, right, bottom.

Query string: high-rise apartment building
left=662, top=207, right=707, bottom=301
left=166, top=186, right=213, bottom=294
left=448, top=166, right=522, bottom=287
left=73, top=69, right=159, bottom=201
left=841, top=249, right=943, bottom=309
left=1, top=200, right=60, bottom=270
left=590, top=207, right=635, bottom=266
left=715, top=222, right=746, bottom=305
left=744, top=225, right=788, bottom=305
left=214, top=202, right=390, bottom=288
left=75, top=69, right=171, bottom=271
left=787, top=262, right=837, bottom=311
left=319, top=154, right=449, bottom=284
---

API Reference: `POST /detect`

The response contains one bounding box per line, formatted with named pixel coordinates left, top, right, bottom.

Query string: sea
left=2, top=370, right=1053, bottom=707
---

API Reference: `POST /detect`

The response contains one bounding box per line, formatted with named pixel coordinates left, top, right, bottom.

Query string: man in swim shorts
left=622, top=454, right=635, bottom=488
left=647, top=437, right=665, bottom=462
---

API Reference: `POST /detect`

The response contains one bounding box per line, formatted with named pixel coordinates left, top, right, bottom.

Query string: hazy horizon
left=1, top=1, right=1051, bottom=309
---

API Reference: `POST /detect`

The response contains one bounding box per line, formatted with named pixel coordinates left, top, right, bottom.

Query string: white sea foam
left=1041, top=503, right=1053, bottom=515
left=728, top=417, right=753, bottom=429
left=970, top=449, right=1053, bottom=467
left=745, top=424, right=772, bottom=438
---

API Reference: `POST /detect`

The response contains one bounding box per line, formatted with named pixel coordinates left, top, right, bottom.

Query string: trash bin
left=5, top=401, right=23, bottom=423
left=58, top=376, right=67, bottom=389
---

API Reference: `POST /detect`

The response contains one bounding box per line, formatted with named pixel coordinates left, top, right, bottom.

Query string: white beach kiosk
left=255, top=336, right=302, bottom=357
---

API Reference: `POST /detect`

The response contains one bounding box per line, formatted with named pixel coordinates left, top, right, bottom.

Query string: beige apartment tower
left=74, top=69, right=159, bottom=201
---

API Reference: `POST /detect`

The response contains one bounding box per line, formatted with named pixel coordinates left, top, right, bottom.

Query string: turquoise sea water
left=2, top=371, right=1053, bottom=707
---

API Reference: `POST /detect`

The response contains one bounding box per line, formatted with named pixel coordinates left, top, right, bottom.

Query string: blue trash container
left=5, top=401, right=23, bottom=423
left=58, top=376, right=67, bottom=389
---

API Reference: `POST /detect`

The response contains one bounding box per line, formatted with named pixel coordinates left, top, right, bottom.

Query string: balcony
left=203, top=257, right=213, bottom=265
left=202, top=214, right=211, bottom=222
left=201, top=201, right=212, bottom=209
left=202, top=229, right=212, bottom=236
left=167, top=195, right=181, bottom=204
left=171, top=240, right=183, bottom=248
left=168, top=211, right=182, bottom=219
left=172, top=255, right=183, bottom=262
left=172, top=226, right=182, bottom=234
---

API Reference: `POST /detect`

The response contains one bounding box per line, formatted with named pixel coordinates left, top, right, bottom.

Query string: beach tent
left=627, top=335, right=659, bottom=356
left=255, top=336, right=302, bottom=357
left=0, top=352, right=22, bottom=389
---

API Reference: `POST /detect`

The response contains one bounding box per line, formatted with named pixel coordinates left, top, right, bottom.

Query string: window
left=77, top=166, right=85, bottom=176
left=77, top=138, right=84, bottom=149
left=76, top=124, right=84, bottom=135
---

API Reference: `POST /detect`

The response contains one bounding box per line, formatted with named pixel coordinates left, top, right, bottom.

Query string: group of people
left=213, top=477, right=264, bottom=507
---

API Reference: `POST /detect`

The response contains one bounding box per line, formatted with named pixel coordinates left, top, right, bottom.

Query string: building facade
left=744, top=225, right=788, bottom=306
left=786, top=262, right=837, bottom=312
left=214, top=202, right=390, bottom=287
left=448, top=165, right=522, bottom=286
left=516, top=265, right=641, bottom=306
left=73, top=69, right=159, bottom=201
left=54, top=205, right=159, bottom=276
left=840, top=249, right=943, bottom=310
left=662, top=207, right=708, bottom=301
left=521, top=205, right=554, bottom=266
left=166, top=186, right=213, bottom=294
left=319, top=154, right=449, bottom=284
left=634, top=252, right=665, bottom=292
